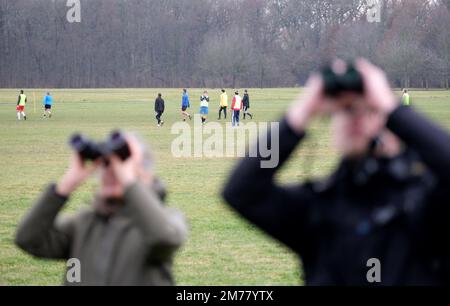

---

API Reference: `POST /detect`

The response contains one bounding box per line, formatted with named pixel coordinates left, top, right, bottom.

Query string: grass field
left=0, top=88, right=449, bottom=286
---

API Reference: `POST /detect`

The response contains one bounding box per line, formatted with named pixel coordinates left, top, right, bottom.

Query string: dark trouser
left=232, top=110, right=240, bottom=126
left=243, top=106, right=252, bottom=119
left=219, top=106, right=227, bottom=119
left=156, top=111, right=163, bottom=124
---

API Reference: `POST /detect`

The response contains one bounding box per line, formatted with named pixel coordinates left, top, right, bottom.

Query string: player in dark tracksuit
left=155, top=93, right=165, bottom=127
left=242, top=90, right=253, bottom=120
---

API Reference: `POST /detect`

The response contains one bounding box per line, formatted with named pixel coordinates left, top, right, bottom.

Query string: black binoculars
left=322, top=62, right=364, bottom=97
left=70, top=130, right=131, bottom=162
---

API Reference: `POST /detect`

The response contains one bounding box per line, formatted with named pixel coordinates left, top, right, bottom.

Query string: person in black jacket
left=155, top=93, right=165, bottom=127
left=222, top=59, right=450, bottom=285
left=242, top=90, right=253, bottom=120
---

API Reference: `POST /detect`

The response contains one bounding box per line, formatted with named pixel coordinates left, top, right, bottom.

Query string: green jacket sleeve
left=15, top=184, right=75, bottom=259
left=123, top=182, right=188, bottom=261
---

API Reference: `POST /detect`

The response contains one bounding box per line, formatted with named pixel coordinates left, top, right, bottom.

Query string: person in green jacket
left=15, top=133, right=188, bottom=286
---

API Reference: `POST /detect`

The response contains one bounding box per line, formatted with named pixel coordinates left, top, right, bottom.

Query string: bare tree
left=0, top=0, right=449, bottom=88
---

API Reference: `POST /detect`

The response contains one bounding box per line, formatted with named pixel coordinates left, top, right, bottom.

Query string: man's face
left=99, top=163, right=124, bottom=199
left=331, top=94, right=385, bottom=158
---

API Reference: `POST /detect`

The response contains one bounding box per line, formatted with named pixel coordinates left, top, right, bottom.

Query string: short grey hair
left=129, top=132, right=167, bottom=201
left=128, top=132, right=154, bottom=173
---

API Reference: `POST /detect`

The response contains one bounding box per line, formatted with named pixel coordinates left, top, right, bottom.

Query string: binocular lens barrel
left=70, top=134, right=103, bottom=161
left=322, top=63, right=364, bottom=97
left=108, top=131, right=131, bottom=161
left=69, top=131, right=131, bottom=162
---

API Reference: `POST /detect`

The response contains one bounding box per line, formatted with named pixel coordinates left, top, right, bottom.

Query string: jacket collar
left=312, top=149, right=425, bottom=193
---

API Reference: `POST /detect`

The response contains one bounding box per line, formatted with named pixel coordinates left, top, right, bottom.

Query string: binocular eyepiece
left=322, top=62, right=364, bottom=97
left=70, top=131, right=131, bottom=162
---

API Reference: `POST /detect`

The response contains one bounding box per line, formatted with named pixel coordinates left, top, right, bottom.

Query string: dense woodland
left=1, top=0, right=449, bottom=88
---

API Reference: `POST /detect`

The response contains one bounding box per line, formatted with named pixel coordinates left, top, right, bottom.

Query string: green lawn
left=0, top=88, right=449, bottom=285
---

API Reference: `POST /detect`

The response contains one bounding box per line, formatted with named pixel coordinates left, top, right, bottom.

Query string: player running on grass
left=402, top=89, right=411, bottom=106
left=16, top=90, right=27, bottom=121
left=155, top=93, right=165, bottom=127
left=43, top=92, right=53, bottom=118
left=181, top=89, right=192, bottom=121
left=199, top=90, right=210, bottom=125
left=242, top=89, right=253, bottom=120
left=231, top=91, right=243, bottom=127
left=218, top=89, right=228, bottom=120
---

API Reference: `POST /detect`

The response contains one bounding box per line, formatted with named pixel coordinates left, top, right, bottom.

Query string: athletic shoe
left=24, top=116, right=27, bottom=121
left=160, top=121, right=164, bottom=126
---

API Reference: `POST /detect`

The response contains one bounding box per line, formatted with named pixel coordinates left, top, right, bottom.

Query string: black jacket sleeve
left=387, top=106, right=450, bottom=185
left=222, top=119, right=314, bottom=252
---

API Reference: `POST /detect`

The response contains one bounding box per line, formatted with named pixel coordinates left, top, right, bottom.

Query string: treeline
left=0, top=0, right=449, bottom=88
